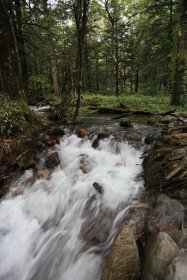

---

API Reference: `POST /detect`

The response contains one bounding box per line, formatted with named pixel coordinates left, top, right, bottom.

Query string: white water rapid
left=0, top=133, right=143, bottom=280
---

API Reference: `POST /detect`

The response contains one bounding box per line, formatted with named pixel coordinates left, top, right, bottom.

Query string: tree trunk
left=135, top=70, right=139, bottom=93
left=43, top=0, right=61, bottom=96
left=171, top=0, right=187, bottom=105
left=14, top=0, right=29, bottom=93
left=0, top=0, right=25, bottom=100
left=73, top=0, right=90, bottom=123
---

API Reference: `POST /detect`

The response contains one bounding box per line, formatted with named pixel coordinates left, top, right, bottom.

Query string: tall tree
left=73, top=0, right=90, bottom=122
left=0, top=0, right=26, bottom=100
left=171, top=0, right=187, bottom=105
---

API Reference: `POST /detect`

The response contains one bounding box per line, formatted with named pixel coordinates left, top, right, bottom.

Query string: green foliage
left=0, top=95, right=40, bottom=136
left=49, top=96, right=74, bottom=123
left=82, top=93, right=182, bottom=113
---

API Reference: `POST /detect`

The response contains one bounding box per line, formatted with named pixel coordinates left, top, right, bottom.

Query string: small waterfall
left=0, top=134, right=143, bottom=280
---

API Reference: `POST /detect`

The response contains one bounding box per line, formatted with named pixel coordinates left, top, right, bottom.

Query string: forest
left=0, top=0, right=187, bottom=134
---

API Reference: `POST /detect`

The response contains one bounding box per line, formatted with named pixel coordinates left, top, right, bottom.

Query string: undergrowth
left=0, top=95, right=43, bottom=137
left=81, top=94, right=187, bottom=114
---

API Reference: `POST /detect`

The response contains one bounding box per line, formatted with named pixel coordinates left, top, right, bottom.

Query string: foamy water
left=0, top=134, right=143, bottom=280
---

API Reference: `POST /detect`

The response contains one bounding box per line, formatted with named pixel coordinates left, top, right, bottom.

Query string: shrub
left=0, top=95, right=38, bottom=136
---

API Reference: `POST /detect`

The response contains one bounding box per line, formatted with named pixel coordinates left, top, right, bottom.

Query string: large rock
left=101, top=225, right=140, bottom=280
left=76, top=128, right=89, bottom=138
left=147, top=195, right=184, bottom=234
left=120, top=118, right=133, bottom=128
left=45, top=152, right=60, bottom=169
left=165, top=252, right=187, bottom=280
left=142, top=232, right=180, bottom=280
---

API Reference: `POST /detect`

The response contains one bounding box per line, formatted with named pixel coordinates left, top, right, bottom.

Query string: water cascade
left=0, top=133, right=143, bottom=280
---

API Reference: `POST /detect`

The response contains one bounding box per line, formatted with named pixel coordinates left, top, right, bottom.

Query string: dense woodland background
left=0, top=0, right=187, bottom=132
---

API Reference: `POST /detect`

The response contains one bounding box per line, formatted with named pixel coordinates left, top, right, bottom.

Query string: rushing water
left=0, top=133, right=143, bottom=280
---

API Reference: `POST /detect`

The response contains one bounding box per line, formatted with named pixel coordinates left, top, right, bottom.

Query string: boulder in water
left=92, top=133, right=108, bottom=149
left=142, top=232, right=180, bottom=280
left=93, top=182, right=103, bottom=194
left=120, top=118, right=133, bottom=128
left=45, top=152, right=60, bottom=169
left=101, top=224, right=140, bottom=280
left=13, top=187, right=24, bottom=196
left=76, top=128, right=89, bottom=138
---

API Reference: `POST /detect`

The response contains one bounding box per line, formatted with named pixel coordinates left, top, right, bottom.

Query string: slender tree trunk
left=84, top=38, right=91, bottom=92
left=14, top=0, right=28, bottom=93
left=135, top=70, right=139, bottom=93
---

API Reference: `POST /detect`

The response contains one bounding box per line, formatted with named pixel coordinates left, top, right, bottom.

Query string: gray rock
left=169, top=229, right=187, bottom=250
left=120, top=118, right=133, bottom=128
left=142, top=232, right=180, bottom=280
left=165, top=252, right=187, bottom=280
left=147, top=195, right=184, bottom=234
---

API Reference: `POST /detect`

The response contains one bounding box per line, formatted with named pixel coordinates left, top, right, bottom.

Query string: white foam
left=0, top=134, right=143, bottom=280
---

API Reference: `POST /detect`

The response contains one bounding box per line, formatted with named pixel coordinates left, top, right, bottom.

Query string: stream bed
left=0, top=126, right=145, bottom=280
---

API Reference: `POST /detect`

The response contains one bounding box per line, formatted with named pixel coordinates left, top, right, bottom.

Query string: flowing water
left=0, top=133, right=144, bottom=280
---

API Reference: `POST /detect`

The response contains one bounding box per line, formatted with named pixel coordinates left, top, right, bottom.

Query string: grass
left=80, top=94, right=187, bottom=115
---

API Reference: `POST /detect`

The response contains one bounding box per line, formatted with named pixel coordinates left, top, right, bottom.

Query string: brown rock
left=102, top=225, right=140, bottom=280
left=76, top=128, right=89, bottom=138
left=13, top=188, right=24, bottom=196
left=45, top=152, right=60, bottom=169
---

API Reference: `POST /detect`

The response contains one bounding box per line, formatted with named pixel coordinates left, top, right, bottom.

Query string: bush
left=0, top=95, right=38, bottom=136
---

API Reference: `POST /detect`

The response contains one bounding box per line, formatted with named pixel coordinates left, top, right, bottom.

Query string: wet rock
left=165, top=252, right=187, bottom=280
left=124, top=203, right=149, bottom=240
left=47, top=126, right=64, bottom=136
left=79, top=154, right=96, bottom=173
left=16, top=149, right=36, bottom=170
left=144, top=134, right=155, bottom=145
left=142, top=232, right=180, bottom=280
left=92, top=133, right=108, bottom=149
left=146, top=195, right=184, bottom=234
left=45, top=152, right=60, bottom=169
left=93, top=182, right=103, bottom=194
left=45, top=136, right=60, bottom=147
left=81, top=209, right=114, bottom=244
left=102, top=225, right=140, bottom=280
left=76, top=128, right=89, bottom=138
left=13, top=188, right=24, bottom=196
left=120, top=118, right=133, bottom=128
